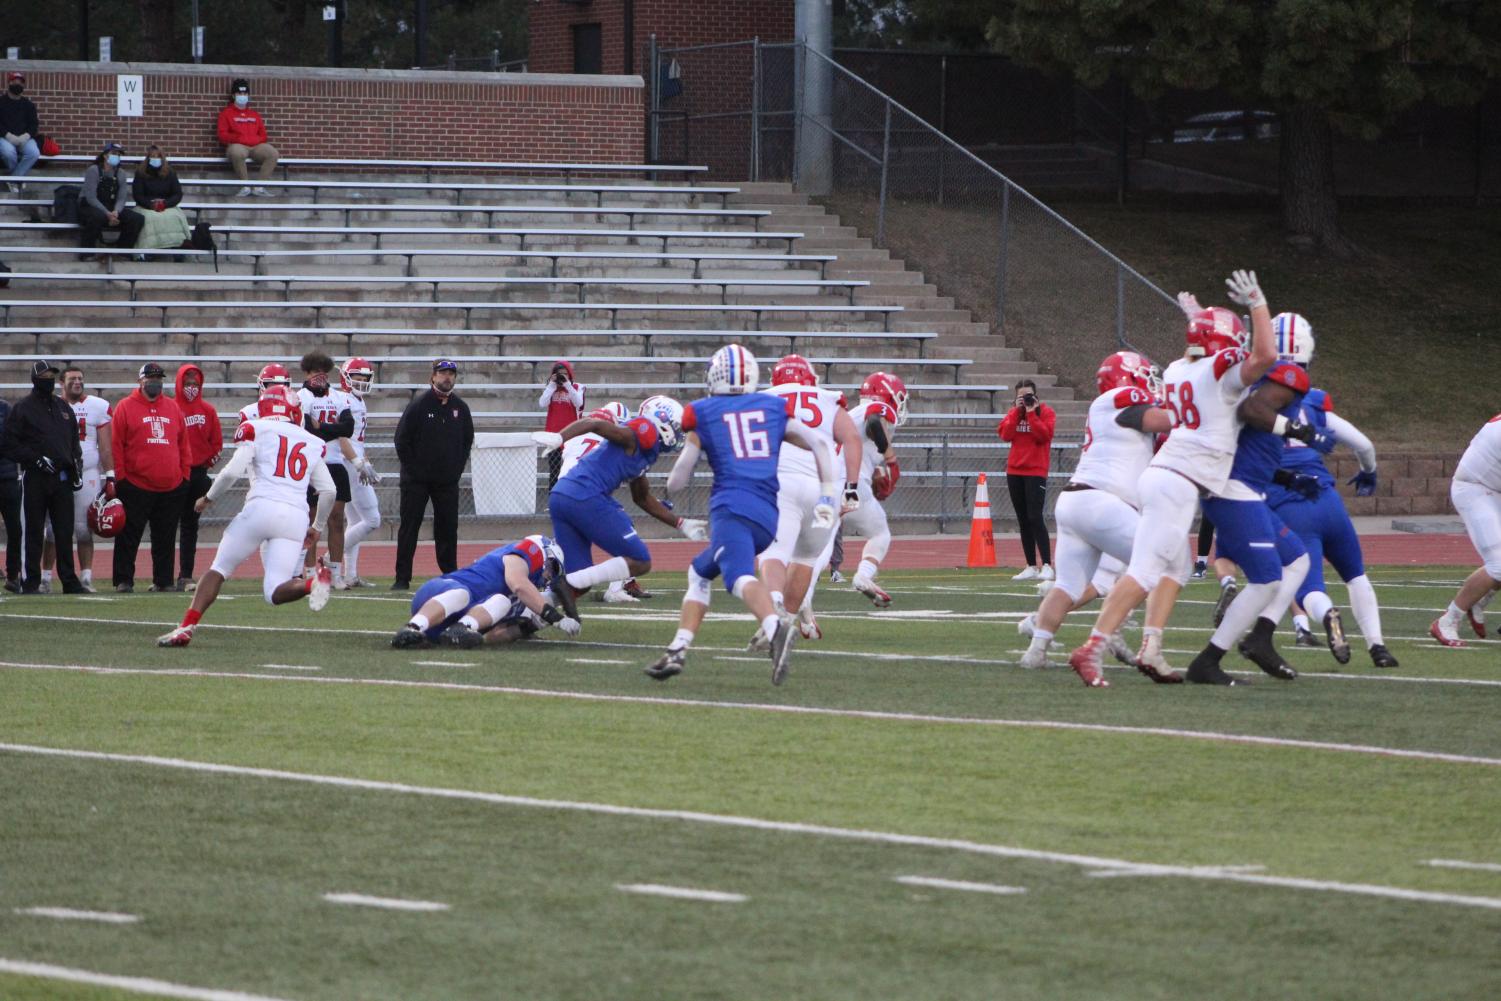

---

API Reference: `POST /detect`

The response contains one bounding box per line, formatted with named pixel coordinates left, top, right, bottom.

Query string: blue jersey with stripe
left=551, top=418, right=666, bottom=501
left=446, top=537, right=548, bottom=598
left=685, top=392, right=791, bottom=528
left=1228, top=362, right=1310, bottom=492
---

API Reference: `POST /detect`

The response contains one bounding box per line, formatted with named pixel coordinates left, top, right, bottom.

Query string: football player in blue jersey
left=646, top=343, right=840, bottom=686
left=1265, top=313, right=1399, bottom=668
left=390, top=535, right=580, bottom=649
left=535, top=394, right=706, bottom=598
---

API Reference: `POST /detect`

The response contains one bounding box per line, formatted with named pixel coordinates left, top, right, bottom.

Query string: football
left=871, top=465, right=894, bottom=500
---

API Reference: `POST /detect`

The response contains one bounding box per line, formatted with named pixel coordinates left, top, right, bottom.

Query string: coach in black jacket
left=0, top=361, right=85, bottom=593
left=391, top=359, right=474, bottom=589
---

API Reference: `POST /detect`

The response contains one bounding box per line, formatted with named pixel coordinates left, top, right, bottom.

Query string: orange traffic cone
left=966, top=473, right=998, bottom=567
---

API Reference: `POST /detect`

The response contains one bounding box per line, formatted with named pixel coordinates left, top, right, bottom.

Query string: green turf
left=2, top=567, right=1500, bottom=1000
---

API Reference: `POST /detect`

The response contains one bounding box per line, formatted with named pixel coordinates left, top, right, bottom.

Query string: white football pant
left=210, top=498, right=310, bottom=603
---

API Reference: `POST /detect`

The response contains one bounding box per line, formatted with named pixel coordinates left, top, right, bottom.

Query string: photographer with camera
left=0, top=361, right=86, bottom=593
left=538, top=359, right=586, bottom=488
left=997, top=378, right=1056, bottom=582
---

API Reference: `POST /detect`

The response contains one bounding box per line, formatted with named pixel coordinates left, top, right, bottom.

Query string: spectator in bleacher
left=391, top=359, right=474, bottom=590
left=111, top=363, right=191, bottom=593
left=78, top=142, right=145, bottom=261
left=1, top=71, right=40, bottom=189
left=217, top=78, right=278, bottom=198
left=0, top=360, right=85, bottom=594
left=132, top=146, right=192, bottom=257
left=539, top=360, right=585, bottom=488
left=997, top=378, right=1056, bottom=582
left=172, top=363, right=222, bottom=590
left=0, top=395, right=24, bottom=591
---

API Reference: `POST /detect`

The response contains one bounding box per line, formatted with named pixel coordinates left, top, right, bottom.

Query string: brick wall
left=8, top=61, right=645, bottom=164
left=1328, top=453, right=1459, bottom=517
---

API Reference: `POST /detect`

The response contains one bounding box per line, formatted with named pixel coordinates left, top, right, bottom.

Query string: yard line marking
left=1087, top=864, right=1266, bottom=879
left=4, top=742, right=1500, bottom=913
left=0, top=957, right=292, bottom=1001
left=1425, top=859, right=1501, bottom=873
left=77, top=597, right=116, bottom=602
left=567, top=658, right=632, bottom=666
left=3, top=662, right=1499, bottom=767
left=615, top=883, right=746, bottom=903
left=322, top=892, right=449, bottom=912
left=13, top=906, right=140, bottom=924
left=410, top=660, right=476, bottom=668
left=712, top=655, right=772, bottom=663
left=258, top=664, right=321, bottom=672
left=894, top=875, right=1026, bottom=895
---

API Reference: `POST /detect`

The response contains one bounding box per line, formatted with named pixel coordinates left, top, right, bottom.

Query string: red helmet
left=1185, top=307, right=1246, bottom=359
left=257, top=362, right=291, bottom=390
left=859, top=371, right=909, bottom=426
left=1096, top=350, right=1155, bottom=395
left=342, top=357, right=374, bottom=396
left=88, top=495, right=125, bottom=538
left=771, top=353, right=818, bottom=387
left=257, top=385, right=301, bottom=424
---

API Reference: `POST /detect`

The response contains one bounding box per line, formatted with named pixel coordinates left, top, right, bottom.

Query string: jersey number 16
left=274, top=438, right=310, bottom=481
left=722, top=411, right=770, bottom=459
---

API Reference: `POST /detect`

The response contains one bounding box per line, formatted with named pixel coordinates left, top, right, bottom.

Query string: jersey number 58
left=1161, top=383, right=1202, bottom=430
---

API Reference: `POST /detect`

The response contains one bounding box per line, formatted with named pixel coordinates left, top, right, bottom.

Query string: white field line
left=258, top=664, right=321, bottom=672
left=13, top=906, right=140, bottom=924
left=321, top=892, right=449, bottom=912
left=615, top=883, right=746, bottom=903
left=77, top=596, right=117, bottom=602
left=410, top=660, right=477, bottom=668
left=4, top=742, right=1499, bottom=913
left=3, top=661, right=1499, bottom=767
left=1087, top=864, right=1266, bottom=879
left=0, top=958, right=292, bottom=1001
left=1426, top=859, right=1501, bottom=873
left=566, top=658, right=632, bottom=666
left=894, top=875, right=1026, bottom=895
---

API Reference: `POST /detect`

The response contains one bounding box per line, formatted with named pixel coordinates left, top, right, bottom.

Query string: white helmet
left=527, top=534, right=566, bottom=577
left=591, top=401, right=630, bottom=425
left=638, top=394, right=685, bottom=452
left=706, top=344, right=759, bottom=395
left=1273, top=312, right=1315, bottom=365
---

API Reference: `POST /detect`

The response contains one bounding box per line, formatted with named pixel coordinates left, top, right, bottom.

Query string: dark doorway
left=572, top=23, right=603, bottom=74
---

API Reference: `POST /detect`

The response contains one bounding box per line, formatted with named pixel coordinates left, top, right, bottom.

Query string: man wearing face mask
left=79, top=141, right=145, bottom=260
left=1, top=71, right=41, bottom=193
left=392, top=359, right=474, bottom=590
left=172, top=363, right=222, bottom=590
left=216, top=78, right=279, bottom=198
left=0, top=361, right=86, bottom=594
left=110, top=363, right=192, bottom=593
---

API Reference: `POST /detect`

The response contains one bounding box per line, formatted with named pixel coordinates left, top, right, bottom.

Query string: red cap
left=6, top=71, right=24, bottom=84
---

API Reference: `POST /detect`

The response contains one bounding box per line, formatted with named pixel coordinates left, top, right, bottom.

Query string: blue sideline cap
left=432, top=359, right=458, bottom=373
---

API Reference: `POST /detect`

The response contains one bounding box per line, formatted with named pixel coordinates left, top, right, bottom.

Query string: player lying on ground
left=391, top=535, right=580, bottom=649
left=1431, top=411, right=1501, bottom=647
left=158, top=387, right=335, bottom=648
left=645, top=344, right=839, bottom=686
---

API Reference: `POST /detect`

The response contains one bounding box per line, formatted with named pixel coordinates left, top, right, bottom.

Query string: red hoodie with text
left=174, top=363, right=222, bottom=468
left=216, top=104, right=269, bottom=147
left=112, top=387, right=192, bottom=492
left=540, top=358, right=587, bottom=433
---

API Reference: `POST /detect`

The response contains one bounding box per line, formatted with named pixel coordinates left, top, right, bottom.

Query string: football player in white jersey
left=157, top=387, right=336, bottom=647
left=336, top=358, right=384, bottom=588
left=40, top=365, right=111, bottom=592
left=1020, top=351, right=1177, bottom=673
left=1432, top=414, right=1501, bottom=646
left=238, top=363, right=293, bottom=425
left=1067, top=269, right=1280, bottom=687
left=296, top=350, right=364, bottom=588
left=751, top=355, right=862, bottom=646
left=837, top=371, right=908, bottom=608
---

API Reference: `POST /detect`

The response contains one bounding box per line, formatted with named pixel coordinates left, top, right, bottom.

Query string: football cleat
left=1323, top=608, right=1351, bottom=664
left=391, top=624, right=428, bottom=649
left=769, top=616, right=797, bottom=686
left=1106, top=632, right=1136, bottom=667
left=1429, top=617, right=1465, bottom=648
left=1191, top=560, right=1207, bottom=580
left=1017, top=613, right=1036, bottom=637
left=307, top=558, right=333, bottom=612
left=1018, top=639, right=1049, bottom=670
left=602, top=586, right=640, bottom=604
left=828, top=570, right=845, bottom=584
left=440, top=623, right=485, bottom=650
left=1237, top=631, right=1296, bottom=681
left=156, top=625, right=194, bottom=648
left=746, top=627, right=771, bottom=653
left=1466, top=606, right=1486, bottom=639
left=645, top=648, right=686, bottom=681
left=797, top=604, right=822, bottom=641
left=1294, top=625, right=1319, bottom=647
left=1212, top=580, right=1239, bottom=627
left=623, top=579, right=653, bottom=600
left=1013, top=566, right=1040, bottom=582
left=346, top=576, right=377, bottom=589
left=1369, top=644, right=1400, bottom=668
left=1186, top=649, right=1245, bottom=686
left=852, top=576, right=891, bottom=609
left=1134, top=633, right=1183, bottom=684
left=1067, top=636, right=1110, bottom=688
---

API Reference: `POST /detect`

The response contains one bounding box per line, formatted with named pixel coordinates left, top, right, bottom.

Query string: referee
left=0, top=360, right=85, bottom=593
left=391, top=359, right=474, bottom=589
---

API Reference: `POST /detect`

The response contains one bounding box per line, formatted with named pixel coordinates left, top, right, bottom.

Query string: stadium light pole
left=795, top=0, right=833, bottom=196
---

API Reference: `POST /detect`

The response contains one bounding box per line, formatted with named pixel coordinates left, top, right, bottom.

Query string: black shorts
left=309, top=463, right=353, bottom=504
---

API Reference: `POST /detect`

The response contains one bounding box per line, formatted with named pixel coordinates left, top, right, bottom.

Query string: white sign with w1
left=117, top=75, right=144, bottom=117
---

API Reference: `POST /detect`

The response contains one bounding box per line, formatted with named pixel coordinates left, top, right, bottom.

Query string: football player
left=336, top=358, right=383, bottom=588
left=390, top=535, right=580, bottom=649
left=839, top=371, right=909, bottom=608
left=752, top=354, right=862, bottom=647
left=554, top=401, right=642, bottom=604
left=296, top=350, right=362, bottom=588
left=1264, top=313, right=1398, bottom=667
left=1020, top=351, right=1177, bottom=674
left=238, top=363, right=292, bottom=425
left=1432, top=414, right=1501, bottom=647
left=40, top=365, right=111, bottom=592
left=646, top=344, right=839, bottom=685
left=157, top=387, right=335, bottom=647
left=1069, top=270, right=1284, bottom=687
left=536, top=395, right=699, bottom=600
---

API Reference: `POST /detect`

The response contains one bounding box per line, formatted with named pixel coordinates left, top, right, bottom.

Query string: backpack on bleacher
left=51, top=184, right=81, bottom=224
left=189, top=221, right=218, bottom=271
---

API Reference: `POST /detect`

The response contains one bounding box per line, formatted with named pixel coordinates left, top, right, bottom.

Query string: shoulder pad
left=1306, top=388, right=1331, bottom=412
left=867, top=402, right=897, bottom=424
left=628, top=416, right=659, bottom=449
left=233, top=422, right=255, bottom=443
left=513, top=538, right=545, bottom=573
left=1212, top=348, right=1249, bottom=380
left=1112, top=387, right=1152, bottom=409
left=1268, top=362, right=1310, bottom=393
left=681, top=402, right=697, bottom=431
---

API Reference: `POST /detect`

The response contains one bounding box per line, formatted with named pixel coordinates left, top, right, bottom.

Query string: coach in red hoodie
left=997, top=378, right=1056, bottom=581
left=112, top=362, right=192, bottom=592
left=173, top=363, right=222, bottom=589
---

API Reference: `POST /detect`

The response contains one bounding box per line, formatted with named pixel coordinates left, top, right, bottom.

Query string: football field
left=2, top=566, right=1500, bottom=1000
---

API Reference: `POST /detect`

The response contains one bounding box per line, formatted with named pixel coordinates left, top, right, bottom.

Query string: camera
left=1022, top=393, right=1038, bottom=408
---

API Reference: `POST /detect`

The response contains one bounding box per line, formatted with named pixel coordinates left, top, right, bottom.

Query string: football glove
left=1225, top=269, right=1266, bottom=310
left=1349, top=470, right=1378, bottom=497
left=812, top=496, right=836, bottom=529
left=557, top=616, right=582, bottom=637
left=842, top=481, right=860, bottom=514
left=356, top=457, right=382, bottom=486
left=1273, top=468, right=1321, bottom=501
left=531, top=431, right=564, bottom=455
left=1282, top=421, right=1333, bottom=453
left=1176, top=291, right=1204, bottom=319
left=677, top=517, right=708, bottom=542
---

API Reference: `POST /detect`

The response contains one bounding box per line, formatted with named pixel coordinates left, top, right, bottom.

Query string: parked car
left=1172, top=110, right=1279, bottom=143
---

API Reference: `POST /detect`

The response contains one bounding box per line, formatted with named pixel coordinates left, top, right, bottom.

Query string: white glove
left=678, top=517, right=708, bottom=542
left=531, top=431, right=564, bottom=455
left=557, top=616, right=582, bottom=637
left=1175, top=291, right=1203, bottom=319
left=357, top=457, right=382, bottom=485
left=1225, top=269, right=1266, bottom=310
left=841, top=482, right=860, bottom=515
left=812, top=497, right=836, bottom=529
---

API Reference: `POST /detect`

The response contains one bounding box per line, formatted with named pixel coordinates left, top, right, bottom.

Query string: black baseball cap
left=232, top=78, right=250, bottom=93
left=101, top=140, right=124, bottom=154
left=138, top=362, right=166, bottom=379
left=433, top=358, right=458, bottom=372
left=30, top=359, right=59, bottom=378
